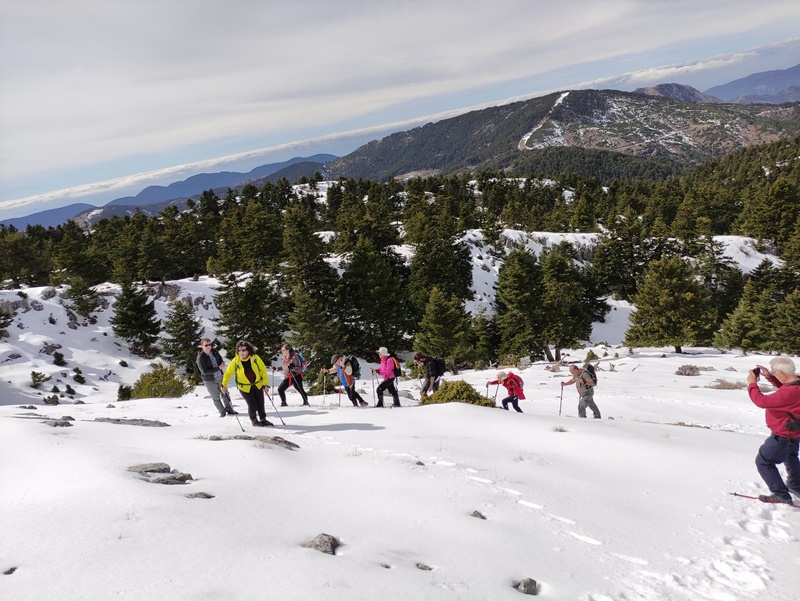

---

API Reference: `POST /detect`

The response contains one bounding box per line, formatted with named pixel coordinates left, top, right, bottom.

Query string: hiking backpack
left=583, top=363, right=598, bottom=384
left=345, top=355, right=361, bottom=379
left=295, top=352, right=308, bottom=376
left=508, top=373, right=524, bottom=389
left=389, top=354, right=402, bottom=379
left=434, top=356, right=447, bottom=377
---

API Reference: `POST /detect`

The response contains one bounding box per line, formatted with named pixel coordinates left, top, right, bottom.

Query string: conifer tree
left=66, top=277, right=101, bottom=319
left=770, top=289, right=800, bottom=355
left=110, top=282, right=161, bottom=356
left=160, top=299, right=204, bottom=381
left=285, top=284, right=343, bottom=377
left=415, top=287, right=472, bottom=370
left=471, top=308, right=500, bottom=369
left=714, top=280, right=772, bottom=354
left=339, top=238, right=410, bottom=354
left=0, top=309, right=13, bottom=333
left=213, top=271, right=284, bottom=356
left=408, top=226, right=472, bottom=317
left=624, top=256, right=715, bottom=353
left=494, top=248, right=545, bottom=361
left=539, top=243, right=593, bottom=361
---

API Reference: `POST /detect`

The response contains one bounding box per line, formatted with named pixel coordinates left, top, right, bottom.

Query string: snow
left=2, top=239, right=799, bottom=601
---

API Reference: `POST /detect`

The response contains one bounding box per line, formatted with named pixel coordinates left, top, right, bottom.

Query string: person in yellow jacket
left=221, top=340, right=273, bottom=427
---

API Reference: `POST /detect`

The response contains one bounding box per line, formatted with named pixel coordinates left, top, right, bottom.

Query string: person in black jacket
left=195, top=338, right=236, bottom=417
left=414, top=352, right=441, bottom=398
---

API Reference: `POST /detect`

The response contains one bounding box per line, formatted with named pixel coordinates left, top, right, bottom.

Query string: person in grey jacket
left=561, top=364, right=601, bottom=419
left=196, top=338, right=236, bottom=417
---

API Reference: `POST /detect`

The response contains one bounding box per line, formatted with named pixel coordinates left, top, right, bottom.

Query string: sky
left=2, top=235, right=799, bottom=599
left=1, top=0, right=799, bottom=221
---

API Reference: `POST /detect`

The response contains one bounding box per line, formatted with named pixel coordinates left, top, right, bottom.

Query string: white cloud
left=1, top=0, right=799, bottom=209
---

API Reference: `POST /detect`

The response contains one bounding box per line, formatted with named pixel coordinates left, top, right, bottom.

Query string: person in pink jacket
left=372, top=347, right=401, bottom=408
left=488, top=370, right=525, bottom=412
left=747, top=356, right=800, bottom=505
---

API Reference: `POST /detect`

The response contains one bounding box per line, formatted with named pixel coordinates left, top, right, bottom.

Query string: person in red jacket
left=488, top=370, right=525, bottom=412
left=747, top=356, right=800, bottom=505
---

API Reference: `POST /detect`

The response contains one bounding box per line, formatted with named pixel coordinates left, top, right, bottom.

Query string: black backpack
left=434, top=356, right=447, bottom=377
left=389, top=354, right=402, bottom=378
left=583, top=363, right=598, bottom=385
left=345, top=355, right=361, bottom=379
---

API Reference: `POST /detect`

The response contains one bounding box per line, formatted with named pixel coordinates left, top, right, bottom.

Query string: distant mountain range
left=4, top=64, right=799, bottom=229
left=705, top=63, right=800, bottom=104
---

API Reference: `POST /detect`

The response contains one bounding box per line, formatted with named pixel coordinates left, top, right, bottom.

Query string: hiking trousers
left=755, top=434, right=800, bottom=502
left=578, top=393, right=601, bottom=418
left=376, top=378, right=400, bottom=406
left=501, top=395, right=522, bottom=412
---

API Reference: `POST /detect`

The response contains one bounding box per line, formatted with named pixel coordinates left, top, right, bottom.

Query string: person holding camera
left=747, top=357, right=800, bottom=505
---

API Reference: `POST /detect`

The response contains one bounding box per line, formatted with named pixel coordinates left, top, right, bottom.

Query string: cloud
left=2, top=0, right=799, bottom=208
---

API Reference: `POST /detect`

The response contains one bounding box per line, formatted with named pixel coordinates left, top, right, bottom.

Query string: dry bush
left=705, top=379, right=747, bottom=390
left=675, top=364, right=700, bottom=376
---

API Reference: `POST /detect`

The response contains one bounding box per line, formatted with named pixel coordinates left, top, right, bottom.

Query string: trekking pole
left=371, top=370, right=377, bottom=406
left=323, top=373, right=327, bottom=407
left=493, top=383, right=500, bottom=403
left=223, top=387, right=245, bottom=432
left=558, top=385, right=564, bottom=417
left=485, top=383, right=489, bottom=399
left=264, top=386, right=286, bottom=427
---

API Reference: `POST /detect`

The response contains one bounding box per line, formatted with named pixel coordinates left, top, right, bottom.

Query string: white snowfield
left=1, top=243, right=798, bottom=601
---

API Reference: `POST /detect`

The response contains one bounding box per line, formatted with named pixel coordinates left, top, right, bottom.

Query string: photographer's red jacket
left=748, top=376, right=800, bottom=438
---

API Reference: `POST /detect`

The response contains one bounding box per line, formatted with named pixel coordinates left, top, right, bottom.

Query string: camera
left=751, top=367, right=761, bottom=377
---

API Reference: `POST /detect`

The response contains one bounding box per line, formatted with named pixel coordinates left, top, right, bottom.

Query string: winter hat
left=331, top=354, right=341, bottom=365
left=377, top=347, right=389, bottom=356
left=496, top=370, right=507, bottom=381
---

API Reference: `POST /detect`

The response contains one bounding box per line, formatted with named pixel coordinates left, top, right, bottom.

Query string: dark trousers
left=756, top=434, right=800, bottom=501
left=421, top=376, right=440, bottom=395
left=239, top=386, right=266, bottom=422
left=376, top=378, right=400, bottom=407
left=501, top=395, right=522, bottom=412
left=344, top=385, right=366, bottom=407
left=278, top=374, right=309, bottom=405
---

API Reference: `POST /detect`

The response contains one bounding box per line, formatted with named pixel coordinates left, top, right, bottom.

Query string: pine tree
left=110, top=282, right=161, bottom=356
left=415, top=287, right=472, bottom=371
left=624, top=256, right=715, bottom=353
left=285, top=284, right=343, bottom=378
left=66, top=277, right=101, bottom=319
left=539, top=243, right=593, bottom=361
left=494, top=248, right=545, bottom=362
left=714, top=281, right=775, bottom=354
left=160, top=299, right=204, bottom=382
left=470, top=307, right=500, bottom=370
left=339, top=238, right=410, bottom=354
left=213, top=271, right=285, bottom=356
left=0, top=309, right=13, bottom=333
left=770, top=289, right=800, bottom=355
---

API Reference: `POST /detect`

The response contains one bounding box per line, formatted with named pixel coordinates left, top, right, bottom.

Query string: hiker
left=325, top=354, right=368, bottom=407
left=414, top=352, right=443, bottom=397
left=220, top=340, right=273, bottom=427
left=372, top=347, right=401, bottom=407
left=747, top=357, right=800, bottom=505
left=561, top=364, right=601, bottom=418
left=488, top=370, right=525, bottom=412
left=195, top=337, right=236, bottom=417
left=276, top=343, right=310, bottom=407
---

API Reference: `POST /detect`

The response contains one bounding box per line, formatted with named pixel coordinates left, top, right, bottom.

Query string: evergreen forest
left=1, top=137, right=799, bottom=381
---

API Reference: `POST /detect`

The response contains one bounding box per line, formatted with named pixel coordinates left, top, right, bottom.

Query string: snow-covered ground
left=1, top=236, right=798, bottom=601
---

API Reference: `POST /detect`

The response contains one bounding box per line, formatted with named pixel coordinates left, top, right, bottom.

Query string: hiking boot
left=392, top=403, right=401, bottom=408
left=259, top=419, right=273, bottom=427
left=280, top=402, right=288, bottom=407
left=226, top=408, right=238, bottom=415
left=219, top=411, right=227, bottom=417
left=375, top=403, right=384, bottom=408
left=251, top=419, right=262, bottom=427
left=758, top=493, right=793, bottom=504
left=302, top=402, right=310, bottom=407
left=359, top=400, right=368, bottom=407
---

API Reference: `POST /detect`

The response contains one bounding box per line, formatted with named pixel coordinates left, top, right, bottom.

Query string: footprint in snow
left=568, top=532, right=602, bottom=545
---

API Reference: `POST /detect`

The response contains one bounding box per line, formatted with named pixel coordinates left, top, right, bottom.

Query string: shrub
left=43, top=395, right=59, bottom=405
left=65, top=384, right=76, bottom=395
left=118, top=384, right=133, bottom=401
left=675, top=364, right=700, bottom=376
left=308, top=369, right=337, bottom=396
left=51, top=385, right=60, bottom=393
left=406, top=360, right=424, bottom=379
left=420, top=380, right=495, bottom=407
left=72, top=367, right=86, bottom=384
left=705, top=379, right=747, bottom=390
left=53, top=352, right=67, bottom=366
left=48, top=314, right=57, bottom=325
left=585, top=350, right=599, bottom=362
left=119, top=360, right=128, bottom=368
left=131, top=363, right=193, bottom=399
left=30, top=371, right=51, bottom=389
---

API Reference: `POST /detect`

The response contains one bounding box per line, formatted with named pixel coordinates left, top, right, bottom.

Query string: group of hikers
left=195, top=338, right=601, bottom=427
